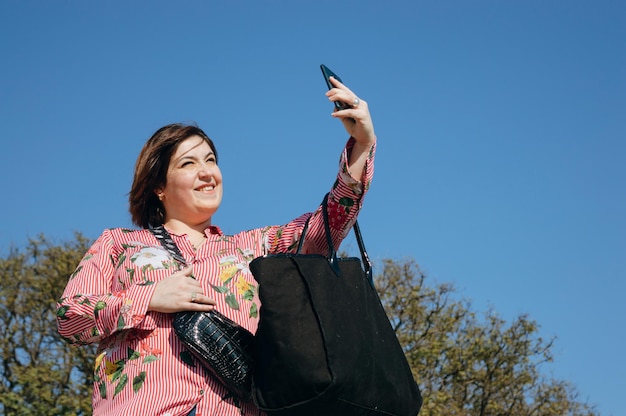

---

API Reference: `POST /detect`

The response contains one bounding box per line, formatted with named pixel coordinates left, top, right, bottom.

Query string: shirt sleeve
left=56, top=229, right=158, bottom=346
left=264, top=136, right=375, bottom=255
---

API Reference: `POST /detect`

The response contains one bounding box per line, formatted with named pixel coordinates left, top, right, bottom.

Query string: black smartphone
left=320, top=64, right=350, bottom=110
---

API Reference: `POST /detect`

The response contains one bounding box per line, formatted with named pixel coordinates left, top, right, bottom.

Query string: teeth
left=198, top=186, right=214, bottom=191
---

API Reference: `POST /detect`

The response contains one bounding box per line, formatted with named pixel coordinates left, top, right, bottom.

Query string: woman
left=57, top=76, right=376, bottom=416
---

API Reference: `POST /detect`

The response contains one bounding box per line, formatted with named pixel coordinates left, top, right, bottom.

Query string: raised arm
left=257, top=77, right=377, bottom=257
left=326, top=76, right=376, bottom=180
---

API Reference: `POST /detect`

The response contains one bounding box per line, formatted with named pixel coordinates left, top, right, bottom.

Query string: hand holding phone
left=320, top=64, right=351, bottom=110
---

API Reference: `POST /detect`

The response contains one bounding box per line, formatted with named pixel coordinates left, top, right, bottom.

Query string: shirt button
left=199, top=389, right=205, bottom=395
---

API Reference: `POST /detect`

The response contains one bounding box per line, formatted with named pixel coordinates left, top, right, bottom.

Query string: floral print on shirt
left=216, top=247, right=258, bottom=318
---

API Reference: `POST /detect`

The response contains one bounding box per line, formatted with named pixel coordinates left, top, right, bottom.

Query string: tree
left=0, top=234, right=96, bottom=416
left=0, top=236, right=599, bottom=415
left=376, top=257, right=598, bottom=416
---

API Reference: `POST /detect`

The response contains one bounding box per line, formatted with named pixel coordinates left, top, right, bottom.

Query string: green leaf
left=111, top=366, right=124, bottom=383
left=116, top=253, right=127, bottom=269
left=79, top=297, right=92, bottom=306
left=211, top=284, right=229, bottom=294
left=117, top=314, right=125, bottom=330
left=249, top=303, right=258, bottom=319
left=143, top=354, right=160, bottom=364
left=99, top=382, right=107, bottom=399
left=70, top=265, right=83, bottom=279
left=94, top=301, right=106, bottom=318
left=56, top=305, right=70, bottom=319
left=133, top=372, right=146, bottom=393
left=114, top=374, right=128, bottom=397
left=243, top=288, right=254, bottom=302
left=128, top=347, right=140, bottom=361
left=338, top=196, right=355, bottom=207
left=225, top=293, right=240, bottom=310
left=112, top=359, right=126, bottom=380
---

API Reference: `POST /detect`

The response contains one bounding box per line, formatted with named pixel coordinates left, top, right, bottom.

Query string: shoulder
left=95, top=227, right=156, bottom=252
left=98, top=227, right=150, bottom=240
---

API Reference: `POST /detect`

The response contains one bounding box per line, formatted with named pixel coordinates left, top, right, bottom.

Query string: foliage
left=0, top=237, right=599, bottom=415
left=0, top=234, right=95, bottom=416
left=376, top=258, right=598, bottom=416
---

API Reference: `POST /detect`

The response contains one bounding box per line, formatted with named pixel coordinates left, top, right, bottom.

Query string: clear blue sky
left=1, top=1, right=624, bottom=414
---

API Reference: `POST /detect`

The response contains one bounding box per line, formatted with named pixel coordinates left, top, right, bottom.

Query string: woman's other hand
left=148, top=266, right=216, bottom=313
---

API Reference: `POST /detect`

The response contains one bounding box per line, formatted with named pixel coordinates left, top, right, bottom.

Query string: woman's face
left=158, top=135, right=223, bottom=225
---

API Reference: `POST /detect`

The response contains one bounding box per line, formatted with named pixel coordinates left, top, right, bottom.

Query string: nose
left=198, top=167, right=211, bottom=179
left=198, top=162, right=214, bottom=179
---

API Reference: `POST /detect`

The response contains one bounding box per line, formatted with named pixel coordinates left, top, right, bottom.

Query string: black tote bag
left=249, top=194, right=422, bottom=416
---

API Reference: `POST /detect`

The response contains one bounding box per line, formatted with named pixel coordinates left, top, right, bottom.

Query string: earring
left=158, top=193, right=164, bottom=200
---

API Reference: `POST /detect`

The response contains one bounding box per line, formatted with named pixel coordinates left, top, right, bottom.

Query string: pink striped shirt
left=57, top=138, right=375, bottom=416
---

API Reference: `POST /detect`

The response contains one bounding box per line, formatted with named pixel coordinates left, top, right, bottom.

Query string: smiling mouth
left=196, top=185, right=215, bottom=192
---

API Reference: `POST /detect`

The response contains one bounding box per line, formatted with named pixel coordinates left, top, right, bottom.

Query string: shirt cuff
left=123, top=283, right=158, bottom=331
left=335, top=137, right=376, bottom=200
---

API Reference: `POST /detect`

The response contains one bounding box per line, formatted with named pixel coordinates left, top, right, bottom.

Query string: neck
left=163, top=218, right=211, bottom=238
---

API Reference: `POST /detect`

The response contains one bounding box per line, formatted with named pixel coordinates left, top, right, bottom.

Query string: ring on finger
left=351, top=98, right=360, bottom=108
left=191, top=292, right=197, bottom=302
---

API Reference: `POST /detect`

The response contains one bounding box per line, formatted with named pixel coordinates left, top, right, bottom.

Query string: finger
left=194, top=293, right=215, bottom=305
left=331, top=106, right=359, bottom=120
left=328, top=76, right=344, bottom=88
left=328, top=91, right=362, bottom=111
left=328, top=77, right=357, bottom=96
left=190, top=293, right=216, bottom=306
left=186, top=302, right=215, bottom=312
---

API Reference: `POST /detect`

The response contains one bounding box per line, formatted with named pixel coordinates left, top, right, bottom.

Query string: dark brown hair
left=129, top=123, right=218, bottom=228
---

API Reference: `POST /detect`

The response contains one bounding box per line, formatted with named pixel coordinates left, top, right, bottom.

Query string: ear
left=155, top=189, right=165, bottom=201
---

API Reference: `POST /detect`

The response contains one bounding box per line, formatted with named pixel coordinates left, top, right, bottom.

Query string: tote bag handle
left=296, top=193, right=373, bottom=286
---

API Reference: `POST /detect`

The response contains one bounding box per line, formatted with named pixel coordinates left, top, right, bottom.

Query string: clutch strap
left=150, top=225, right=188, bottom=267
